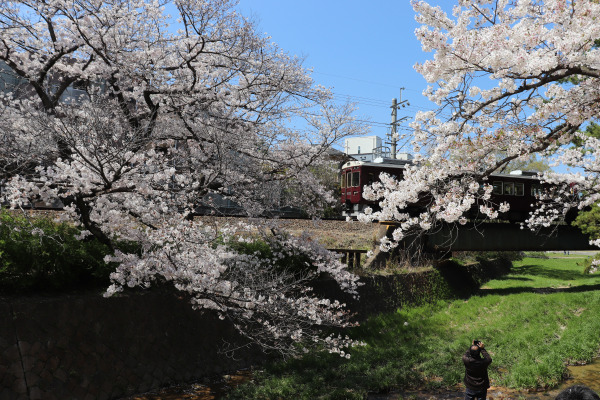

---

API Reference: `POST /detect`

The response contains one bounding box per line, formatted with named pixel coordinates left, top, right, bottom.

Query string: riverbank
left=122, top=359, right=600, bottom=400
left=226, top=252, right=600, bottom=399
left=369, top=357, right=600, bottom=400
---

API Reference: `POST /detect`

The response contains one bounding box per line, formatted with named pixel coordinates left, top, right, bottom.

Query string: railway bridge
left=381, top=221, right=596, bottom=253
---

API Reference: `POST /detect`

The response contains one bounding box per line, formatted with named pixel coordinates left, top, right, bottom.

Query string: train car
left=477, top=171, right=545, bottom=222
left=341, top=158, right=410, bottom=216
left=341, top=158, right=562, bottom=222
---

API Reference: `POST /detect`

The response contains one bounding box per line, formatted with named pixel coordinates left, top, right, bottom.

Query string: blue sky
left=237, top=1, right=438, bottom=151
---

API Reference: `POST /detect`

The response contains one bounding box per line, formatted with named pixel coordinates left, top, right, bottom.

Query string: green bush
left=453, top=251, right=524, bottom=264
left=0, top=209, right=115, bottom=292
left=228, top=236, right=316, bottom=277
left=523, top=251, right=549, bottom=259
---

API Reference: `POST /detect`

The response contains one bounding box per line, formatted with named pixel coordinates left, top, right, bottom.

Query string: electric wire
left=309, top=70, right=454, bottom=129
left=311, top=71, right=404, bottom=89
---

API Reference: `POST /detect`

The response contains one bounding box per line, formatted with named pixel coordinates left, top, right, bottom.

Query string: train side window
left=493, top=181, right=503, bottom=195
left=351, top=172, right=360, bottom=187
left=531, top=184, right=542, bottom=197
left=368, top=173, right=375, bottom=184
left=515, top=183, right=524, bottom=196
left=504, top=182, right=514, bottom=195
left=340, top=173, right=346, bottom=188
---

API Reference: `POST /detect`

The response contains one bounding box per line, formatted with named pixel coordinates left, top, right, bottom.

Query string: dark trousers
left=465, top=387, right=487, bottom=400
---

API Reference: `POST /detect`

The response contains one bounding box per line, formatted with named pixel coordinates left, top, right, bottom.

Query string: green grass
left=229, top=255, right=600, bottom=399
left=485, top=255, right=600, bottom=290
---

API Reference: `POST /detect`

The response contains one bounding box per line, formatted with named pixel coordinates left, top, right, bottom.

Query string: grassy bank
left=229, top=253, right=600, bottom=399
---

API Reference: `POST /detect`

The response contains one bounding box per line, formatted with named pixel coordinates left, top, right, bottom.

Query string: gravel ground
left=18, top=211, right=381, bottom=250
left=197, top=217, right=381, bottom=250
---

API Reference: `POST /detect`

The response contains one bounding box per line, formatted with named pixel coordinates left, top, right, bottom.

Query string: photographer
left=462, top=340, right=492, bottom=400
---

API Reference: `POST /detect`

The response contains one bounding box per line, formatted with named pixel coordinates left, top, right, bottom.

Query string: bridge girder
left=422, top=222, right=595, bottom=252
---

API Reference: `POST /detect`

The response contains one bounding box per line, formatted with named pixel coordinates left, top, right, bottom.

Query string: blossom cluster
left=106, top=219, right=363, bottom=357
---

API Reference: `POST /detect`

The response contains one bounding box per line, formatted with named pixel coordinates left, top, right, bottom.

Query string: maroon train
left=340, top=158, right=571, bottom=222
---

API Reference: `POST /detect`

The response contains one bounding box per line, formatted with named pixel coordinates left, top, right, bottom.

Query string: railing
left=328, top=249, right=369, bottom=269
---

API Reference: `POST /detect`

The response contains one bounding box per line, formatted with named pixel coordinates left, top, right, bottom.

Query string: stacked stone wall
left=0, top=290, right=263, bottom=400
left=314, top=258, right=512, bottom=320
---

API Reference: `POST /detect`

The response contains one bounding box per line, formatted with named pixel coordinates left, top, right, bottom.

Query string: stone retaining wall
left=0, top=290, right=263, bottom=400
left=314, top=258, right=512, bottom=320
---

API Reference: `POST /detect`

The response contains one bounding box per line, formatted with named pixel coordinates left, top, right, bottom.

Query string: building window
left=357, top=146, right=361, bottom=154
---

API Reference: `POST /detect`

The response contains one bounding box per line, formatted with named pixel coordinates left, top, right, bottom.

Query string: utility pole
left=390, top=98, right=398, bottom=159
left=389, top=88, right=409, bottom=160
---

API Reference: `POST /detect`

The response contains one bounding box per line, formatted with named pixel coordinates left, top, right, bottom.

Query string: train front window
left=504, top=182, right=514, bottom=195
left=351, top=172, right=360, bottom=187
left=493, top=182, right=503, bottom=195
left=515, top=183, right=524, bottom=196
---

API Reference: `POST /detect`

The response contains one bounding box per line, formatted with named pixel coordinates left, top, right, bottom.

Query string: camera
left=474, top=340, right=481, bottom=346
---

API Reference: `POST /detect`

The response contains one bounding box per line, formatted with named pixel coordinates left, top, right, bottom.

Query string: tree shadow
left=476, top=261, right=600, bottom=296
left=491, top=276, right=533, bottom=282
left=478, top=283, right=600, bottom=296
left=509, top=264, right=593, bottom=282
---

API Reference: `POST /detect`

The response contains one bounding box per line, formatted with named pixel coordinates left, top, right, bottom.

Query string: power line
left=353, top=118, right=390, bottom=127
left=331, top=96, right=390, bottom=110
left=333, top=98, right=390, bottom=109
left=323, top=88, right=454, bottom=131
left=330, top=91, right=442, bottom=114
left=332, top=93, right=391, bottom=106
left=311, top=71, right=404, bottom=89
left=310, top=70, right=428, bottom=96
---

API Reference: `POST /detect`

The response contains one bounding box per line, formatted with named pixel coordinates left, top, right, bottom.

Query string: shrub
left=228, top=236, right=316, bottom=277
left=475, top=251, right=524, bottom=261
left=453, top=251, right=524, bottom=264
left=0, top=209, right=115, bottom=292
left=523, top=251, right=549, bottom=259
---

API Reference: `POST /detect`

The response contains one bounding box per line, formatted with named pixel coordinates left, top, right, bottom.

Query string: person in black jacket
left=462, top=340, right=492, bottom=400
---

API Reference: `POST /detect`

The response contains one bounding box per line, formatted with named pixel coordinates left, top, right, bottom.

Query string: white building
left=344, top=136, right=414, bottom=162
left=344, top=136, right=382, bottom=162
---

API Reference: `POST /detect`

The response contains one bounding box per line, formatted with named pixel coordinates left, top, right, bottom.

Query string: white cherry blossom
left=361, top=0, right=600, bottom=248
left=0, top=0, right=365, bottom=356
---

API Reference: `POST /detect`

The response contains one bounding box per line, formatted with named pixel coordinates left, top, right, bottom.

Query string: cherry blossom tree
left=360, top=0, right=600, bottom=250
left=0, top=0, right=365, bottom=356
